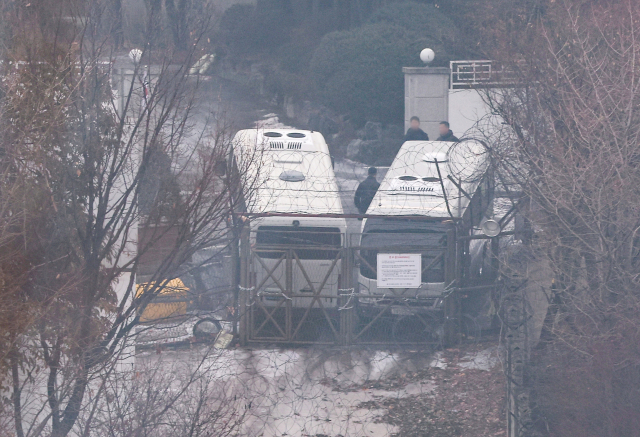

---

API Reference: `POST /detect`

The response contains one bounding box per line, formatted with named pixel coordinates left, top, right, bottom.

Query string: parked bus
left=357, top=140, right=496, bottom=341
left=233, top=129, right=347, bottom=310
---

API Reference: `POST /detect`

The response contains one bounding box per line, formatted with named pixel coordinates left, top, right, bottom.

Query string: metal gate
left=347, top=238, right=457, bottom=347
left=238, top=229, right=350, bottom=345
left=238, top=227, right=474, bottom=347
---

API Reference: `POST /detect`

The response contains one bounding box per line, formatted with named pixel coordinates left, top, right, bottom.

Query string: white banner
left=377, top=253, right=422, bottom=288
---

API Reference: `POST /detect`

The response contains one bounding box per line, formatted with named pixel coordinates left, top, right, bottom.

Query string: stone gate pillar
left=403, top=66, right=450, bottom=140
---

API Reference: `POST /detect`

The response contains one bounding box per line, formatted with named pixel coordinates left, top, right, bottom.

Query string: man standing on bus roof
left=404, top=116, right=429, bottom=142
left=354, top=167, right=380, bottom=216
left=437, top=121, right=460, bottom=142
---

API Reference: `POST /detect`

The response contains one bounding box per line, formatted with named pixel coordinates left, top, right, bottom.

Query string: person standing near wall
left=404, top=116, right=430, bottom=141
left=437, top=121, right=459, bottom=142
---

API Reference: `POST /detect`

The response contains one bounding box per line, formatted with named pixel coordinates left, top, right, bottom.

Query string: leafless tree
left=477, top=0, right=640, bottom=435
left=0, top=1, right=262, bottom=436
left=72, top=346, right=248, bottom=437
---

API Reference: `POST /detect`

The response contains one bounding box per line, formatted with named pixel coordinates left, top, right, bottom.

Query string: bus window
left=256, top=226, right=341, bottom=260
left=359, top=224, right=447, bottom=283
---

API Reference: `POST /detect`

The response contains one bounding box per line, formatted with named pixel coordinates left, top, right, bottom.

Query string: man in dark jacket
left=436, top=121, right=459, bottom=142
left=354, top=167, right=380, bottom=215
left=404, top=116, right=429, bottom=142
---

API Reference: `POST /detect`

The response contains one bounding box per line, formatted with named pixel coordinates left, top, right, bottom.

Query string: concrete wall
left=403, top=67, right=449, bottom=140
left=403, top=67, right=497, bottom=140
left=448, top=88, right=491, bottom=138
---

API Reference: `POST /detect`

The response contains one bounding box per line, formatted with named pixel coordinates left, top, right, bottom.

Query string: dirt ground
left=137, top=336, right=506, bottom=437
left=325, top=340, right=506, bottom=437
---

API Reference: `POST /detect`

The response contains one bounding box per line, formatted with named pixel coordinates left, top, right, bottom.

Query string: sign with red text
left=377, top=253, right=422, bottom=288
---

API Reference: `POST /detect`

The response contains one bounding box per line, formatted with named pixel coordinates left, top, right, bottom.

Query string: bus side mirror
left=481, top=219, right=501, bottom=237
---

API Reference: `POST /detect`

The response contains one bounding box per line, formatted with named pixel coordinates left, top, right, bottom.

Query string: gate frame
left=239, top=227, right=347, bottom=345
left=238, top=217, right=507, bottom=347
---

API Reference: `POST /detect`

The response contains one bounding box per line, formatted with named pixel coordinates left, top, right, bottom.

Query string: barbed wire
left=235, top=138, right=499, bottom=222
left=80, top=135, right=511, bottom=437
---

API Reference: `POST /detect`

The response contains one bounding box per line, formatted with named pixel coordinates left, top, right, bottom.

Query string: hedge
left=310, top=2, right=456, bottom=124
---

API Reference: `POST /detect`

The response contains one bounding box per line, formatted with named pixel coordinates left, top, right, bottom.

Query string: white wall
left=403, top=68, right=499, bottom=141
left=448, top=89, right=491, bottom=138
left=404, top=67, right=450, bottom=140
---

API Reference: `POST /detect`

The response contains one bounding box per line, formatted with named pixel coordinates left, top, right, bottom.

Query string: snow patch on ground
left=134, top=316, right=232, bottom=347
left=134, top=319, right=195, bottom=345
left=458, top=347, right=500, bottom=371
left=429, top=351, right=448, bottom=369
left=138, top=347, right=437, bottom=436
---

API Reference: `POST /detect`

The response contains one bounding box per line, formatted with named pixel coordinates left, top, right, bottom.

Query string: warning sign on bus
left=377, top=253, right=422, bottom=288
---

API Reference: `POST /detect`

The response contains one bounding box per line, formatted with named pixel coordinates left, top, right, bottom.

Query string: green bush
left=310, top=22, right=446, bottom=125
left=220, top=0, right=294, bottom=54
left=309, top=2, right=457, bottom=125
left=277, top=16, right=340, bottom=74
left=219, top=4, right=258, bottom=54
left=367, top=1, right=458, bottom=47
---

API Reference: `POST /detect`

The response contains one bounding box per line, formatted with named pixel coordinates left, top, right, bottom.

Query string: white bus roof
left=233, top=129, right=345, bottom=219
left=367, top=140, right=489, bottom=218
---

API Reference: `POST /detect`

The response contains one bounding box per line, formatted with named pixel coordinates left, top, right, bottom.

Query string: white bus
left=233, top=129, right=347, bottom=310
left=357, top=140, right=496, bottom=336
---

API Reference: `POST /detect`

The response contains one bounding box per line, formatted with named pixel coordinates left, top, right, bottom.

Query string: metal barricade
left=239, top=227, right=348, bottom=345
left=237, top=227, right=495, bottom=347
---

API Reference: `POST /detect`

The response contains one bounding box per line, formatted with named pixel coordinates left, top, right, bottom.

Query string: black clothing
left=354, top=175, right=380, bottom=214
left=437, top=130, right=459, bottom=142
left=404, top=128, right=429, bottom=142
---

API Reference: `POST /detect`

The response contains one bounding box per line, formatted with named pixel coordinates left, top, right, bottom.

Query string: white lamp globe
left=420, top=48, right=435, bottom=64
left=129, top=49, right=142, bottom=65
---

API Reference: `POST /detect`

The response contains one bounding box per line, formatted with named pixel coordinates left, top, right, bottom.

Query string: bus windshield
left=359, top=219, right=448, bottom=282
left=256, top=226, right=341, bottom=260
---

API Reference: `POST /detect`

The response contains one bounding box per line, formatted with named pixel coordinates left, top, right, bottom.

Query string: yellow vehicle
left=136, top=278, right=189, bottom=323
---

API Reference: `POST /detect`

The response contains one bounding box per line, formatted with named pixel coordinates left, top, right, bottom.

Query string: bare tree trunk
left=112, top=0, right=124, bottom=49
left=164, top=0, right=189, bottom=50
left=10, top=349, right=24, bottom=437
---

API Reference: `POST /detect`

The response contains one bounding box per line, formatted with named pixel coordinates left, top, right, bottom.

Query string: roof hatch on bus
left=279, top=170, right=306, bottom=182
left=264, top=131, right=283, bottom=137
left=262, top=130, right=315, bottom=152
left=423, top=152, right=448, bottom=163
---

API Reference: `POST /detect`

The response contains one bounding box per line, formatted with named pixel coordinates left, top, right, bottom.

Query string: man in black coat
left=354, top=167, right=380, bottom=215
left=436, top=121, right=460, bottom=142
left=404, top=116, right=430, bottom=142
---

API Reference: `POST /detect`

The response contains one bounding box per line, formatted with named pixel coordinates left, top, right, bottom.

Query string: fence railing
left=501, top=277, right=533, bottom=437
left=450, top=60, right=517, bottom=89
